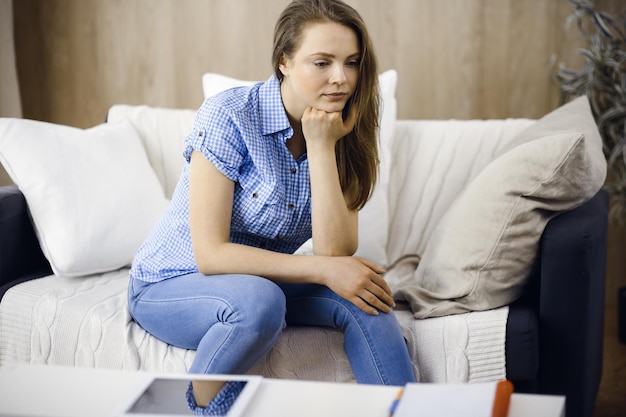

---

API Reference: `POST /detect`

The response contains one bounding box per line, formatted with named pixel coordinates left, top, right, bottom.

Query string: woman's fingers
left=354, top=285, right=394, bottom=315
left=357, top=256, right=386, bottom=275
left=363, top=282, right=395, bottom=313
left=368, top=269, right=392, bottom=296
left=352, top=297, right=380, bottom=316
left=324, top=256, right=396, bottom=315
left=302, top=106, right=353, bottom=144
left=356, top=267, right=395, bottom=315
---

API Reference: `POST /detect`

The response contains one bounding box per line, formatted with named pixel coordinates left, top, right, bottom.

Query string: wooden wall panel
left=13, top=0, right=292, bottom=126
left=0, top=0, right=21, bottom=119
left=14, top=0, right=608, bottom=127
left=0, top=0, right=19, bottom=185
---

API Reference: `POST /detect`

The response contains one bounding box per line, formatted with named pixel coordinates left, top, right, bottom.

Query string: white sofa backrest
left=107, top=104, right=195, bottom=199
left=385, top=118, right=534, bottom=269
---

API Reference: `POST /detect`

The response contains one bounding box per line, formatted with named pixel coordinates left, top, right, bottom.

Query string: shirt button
left=252, top=193, right=258, bottom=198
left=291, top=167, right=297, bottom=174
left=277, top=235, right=283, bottom=240
left=288, top=203, right=295, bottom=210
left=198, top=130, right=204, bottom=137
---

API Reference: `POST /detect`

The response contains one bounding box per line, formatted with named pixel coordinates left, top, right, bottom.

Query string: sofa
left=0, top=71, right=608, bottom=417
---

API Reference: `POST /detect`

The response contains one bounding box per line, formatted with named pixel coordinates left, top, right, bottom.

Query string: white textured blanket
left=0, top=269, right=507, bottom=383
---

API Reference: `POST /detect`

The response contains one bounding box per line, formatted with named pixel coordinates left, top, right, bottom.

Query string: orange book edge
left=492, top=380, right=514, bottom=417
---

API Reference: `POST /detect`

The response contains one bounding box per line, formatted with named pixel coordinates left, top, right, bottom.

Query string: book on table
left=390, top=380, right=514, bottom=417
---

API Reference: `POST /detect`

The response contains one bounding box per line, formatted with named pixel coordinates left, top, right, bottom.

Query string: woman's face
left=279, top=21, right=360, bottom=120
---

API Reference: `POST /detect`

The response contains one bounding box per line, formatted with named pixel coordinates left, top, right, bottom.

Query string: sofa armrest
left=538, top=189, right=608, bottom=417
left=0, top=185, right=52, bottom=297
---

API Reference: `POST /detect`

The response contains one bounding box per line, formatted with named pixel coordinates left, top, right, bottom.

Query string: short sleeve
left=183, top=99, right=246, bottom=182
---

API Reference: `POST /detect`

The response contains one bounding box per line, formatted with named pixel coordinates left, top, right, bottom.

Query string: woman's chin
left=318, top=104, right=347, bottom=114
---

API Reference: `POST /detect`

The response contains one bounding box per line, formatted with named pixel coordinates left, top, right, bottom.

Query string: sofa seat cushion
left=0, top=271, right=508, bottom=384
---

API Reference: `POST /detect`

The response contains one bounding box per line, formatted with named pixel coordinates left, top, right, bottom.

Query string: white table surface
left=0, top=364, right=565, bottom=417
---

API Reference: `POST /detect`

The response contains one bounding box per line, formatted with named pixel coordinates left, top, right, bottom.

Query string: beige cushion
left=395, top=96, right=607, bottom=318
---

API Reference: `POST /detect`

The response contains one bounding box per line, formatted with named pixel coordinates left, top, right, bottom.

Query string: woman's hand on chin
left=301, top=105, right=356, bottom=149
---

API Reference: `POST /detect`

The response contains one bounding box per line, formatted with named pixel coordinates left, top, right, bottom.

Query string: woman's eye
left=314, top=61, right=329, bottom=67
left=346, top=60, right=360, bottom=68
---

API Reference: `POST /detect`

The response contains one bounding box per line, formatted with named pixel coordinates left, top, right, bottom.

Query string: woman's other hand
left=321, top=256, right=395, bottom=315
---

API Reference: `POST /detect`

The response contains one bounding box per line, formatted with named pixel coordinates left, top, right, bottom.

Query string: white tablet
left=114, top=373, right=262, bottom=417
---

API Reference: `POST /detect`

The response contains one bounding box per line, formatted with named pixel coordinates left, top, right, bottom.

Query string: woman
left=128, top=0, right=416, bottom=390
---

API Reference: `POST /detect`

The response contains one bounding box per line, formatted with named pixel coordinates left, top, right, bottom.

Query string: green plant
left=551, top=0, right=626, bottom=224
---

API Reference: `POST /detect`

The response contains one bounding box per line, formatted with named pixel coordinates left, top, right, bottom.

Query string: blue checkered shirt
left=130, top=75, right=312, bottom=283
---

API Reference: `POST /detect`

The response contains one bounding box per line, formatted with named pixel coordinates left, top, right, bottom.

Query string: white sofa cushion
left=0, top=267, right=507, bottom=384
left=107, top=105, right=196, bottom=199
left=202, top=70, right=398, bottom=268
left=0, top=118, right=168, bottom=277
left=395, top=96, right=607, bottom=318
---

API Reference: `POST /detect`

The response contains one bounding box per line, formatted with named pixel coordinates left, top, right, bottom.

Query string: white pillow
left=0, top=118, right=169, bottom=277
left=202, top=70, right=398, bottom=268
left=202, top=72, right=255, bottom=98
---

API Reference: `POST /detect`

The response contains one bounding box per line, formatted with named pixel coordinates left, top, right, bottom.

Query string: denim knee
left=239, top=278, right=287, bottom=339
left=189, top=276, right=288, bottom=375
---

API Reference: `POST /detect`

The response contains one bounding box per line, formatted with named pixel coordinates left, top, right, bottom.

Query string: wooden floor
left=593, top=306, right=626, bottom=417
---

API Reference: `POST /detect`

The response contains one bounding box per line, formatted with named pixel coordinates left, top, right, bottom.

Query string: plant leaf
left=593, top=12, right=614, bottom=38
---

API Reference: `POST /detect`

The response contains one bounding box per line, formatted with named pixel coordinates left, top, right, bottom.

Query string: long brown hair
left=272, top=0, right=380, bottom=211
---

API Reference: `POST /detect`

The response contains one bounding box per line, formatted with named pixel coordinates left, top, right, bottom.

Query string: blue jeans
left=128, top=273, right=416, bottom=385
